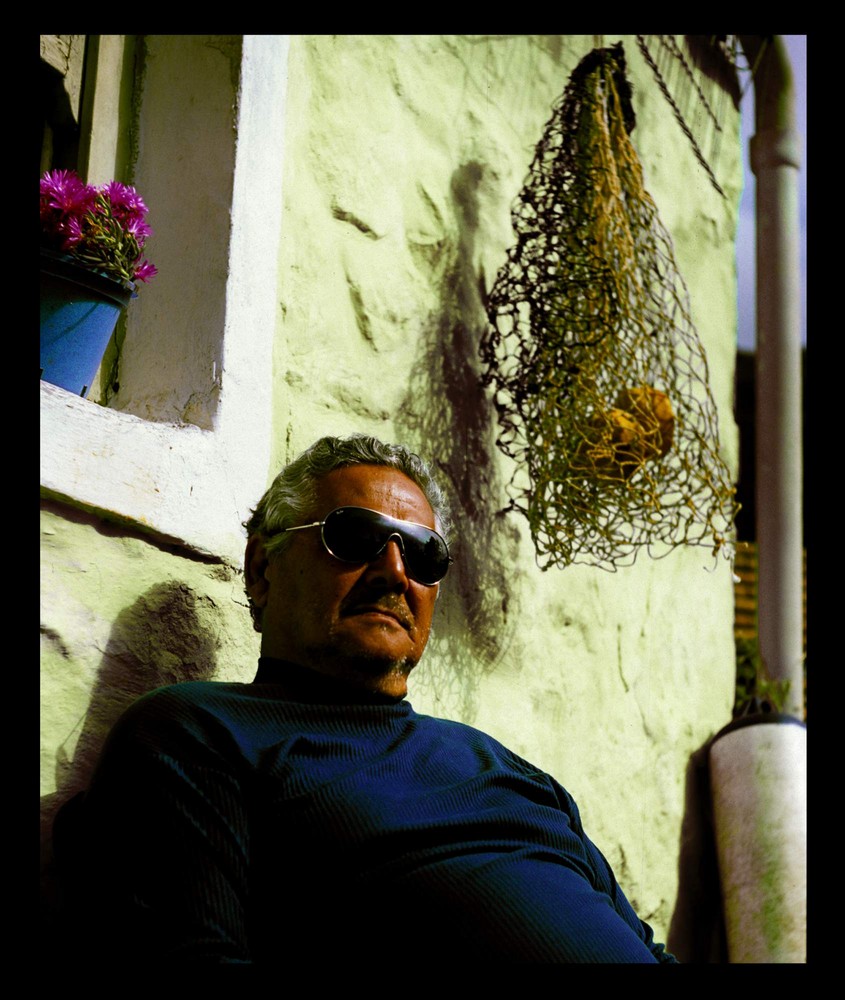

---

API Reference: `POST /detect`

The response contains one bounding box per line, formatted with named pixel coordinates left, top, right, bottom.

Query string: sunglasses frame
left=281, top=506, right=451, bottom=586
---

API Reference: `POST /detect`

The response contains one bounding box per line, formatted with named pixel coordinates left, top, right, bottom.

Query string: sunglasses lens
left=323, top=508, right=386, bottom=563
left=323, top=508, right=449, bottom=584
left=398, top=521, right=451, bottom=585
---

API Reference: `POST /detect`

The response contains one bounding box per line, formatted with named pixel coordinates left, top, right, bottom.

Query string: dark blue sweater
left=55, top=658, right=677, bottom=964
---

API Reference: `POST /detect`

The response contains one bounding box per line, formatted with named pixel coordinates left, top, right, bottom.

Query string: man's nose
left=365, top=537, right=410, bottom=590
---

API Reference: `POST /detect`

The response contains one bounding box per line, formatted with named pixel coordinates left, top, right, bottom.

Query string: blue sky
left=736, top=35, right=806, bottom=352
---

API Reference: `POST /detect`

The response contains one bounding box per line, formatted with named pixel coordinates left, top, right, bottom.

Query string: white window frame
left=40, top=36, right=289, bottom=567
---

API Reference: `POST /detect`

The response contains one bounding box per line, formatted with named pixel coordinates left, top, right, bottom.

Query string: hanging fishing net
left=480, top=42, right=738, bottom=571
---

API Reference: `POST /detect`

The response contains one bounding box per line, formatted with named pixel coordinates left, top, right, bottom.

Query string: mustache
left=339, top=592, right=414, bottom=629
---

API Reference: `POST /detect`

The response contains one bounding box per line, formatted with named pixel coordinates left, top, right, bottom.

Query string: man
left=53, top=434, right=677, bottom=964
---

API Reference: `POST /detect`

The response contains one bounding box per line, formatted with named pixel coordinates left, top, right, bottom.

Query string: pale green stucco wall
left=41, top=34, right=742, bottom=951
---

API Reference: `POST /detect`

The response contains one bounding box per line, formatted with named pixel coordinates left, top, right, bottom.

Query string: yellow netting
left=480, top=43, right=738, bottom=571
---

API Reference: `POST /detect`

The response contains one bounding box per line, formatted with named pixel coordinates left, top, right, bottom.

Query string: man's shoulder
left=102, top=680, right=260, bottom=758
left=139, top=678, right=252, bottom=706
left=123, top=678, right=252, bottom=721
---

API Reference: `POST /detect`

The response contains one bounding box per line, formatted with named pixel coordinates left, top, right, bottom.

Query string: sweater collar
left=253, top=656, right=407, bottom=706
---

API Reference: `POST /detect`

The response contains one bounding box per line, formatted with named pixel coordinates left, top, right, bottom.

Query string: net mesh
left=480, top=43, right=738, bottom=571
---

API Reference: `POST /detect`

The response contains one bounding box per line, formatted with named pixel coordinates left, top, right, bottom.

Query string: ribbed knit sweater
left=54, top=658, right=677, bottom=964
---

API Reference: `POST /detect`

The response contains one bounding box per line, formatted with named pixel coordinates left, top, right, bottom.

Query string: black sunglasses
left=282, top=506, right=451, bottom=586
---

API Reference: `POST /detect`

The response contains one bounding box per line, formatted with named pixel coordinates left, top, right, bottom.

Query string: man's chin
left=306, top=634, right=420, bottom=694
left=333, top=621, right=420, bottom=666
left=336, top=644, right=417, bottom=681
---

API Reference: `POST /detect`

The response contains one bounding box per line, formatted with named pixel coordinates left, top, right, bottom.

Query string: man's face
left=249, top=464, right=441, bottom=699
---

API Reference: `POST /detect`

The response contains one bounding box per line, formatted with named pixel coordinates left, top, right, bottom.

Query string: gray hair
left=243, top=434, right=452, bottom=630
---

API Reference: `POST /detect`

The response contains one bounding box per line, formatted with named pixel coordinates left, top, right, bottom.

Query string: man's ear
left=244, top=535, right=272, bottom=608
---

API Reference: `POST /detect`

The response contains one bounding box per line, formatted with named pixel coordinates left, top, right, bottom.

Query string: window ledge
left=41, top=381, right=247, bottom=563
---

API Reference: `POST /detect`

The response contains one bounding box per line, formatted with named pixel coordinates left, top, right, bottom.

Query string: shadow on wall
left=666, top=742, right=728, bottom=963
left=41, top=581, right=221, bottom=931
left=398, top=161, right=522, bottom=719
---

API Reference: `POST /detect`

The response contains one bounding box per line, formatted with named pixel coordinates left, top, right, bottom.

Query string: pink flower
left=124, top=214, right=154, bottom=243
left=133, top=260, right=159, bottom=283
left=60, top=215, right=85, bottom=248
left=100, top=180, right=149, bottom=217
left=40, top=169, right=97, bottom=219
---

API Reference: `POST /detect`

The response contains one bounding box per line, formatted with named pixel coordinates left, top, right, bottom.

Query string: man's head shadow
left=41, top=580, right=220, bottom=909
left=396, top=161, right=524, bottom=720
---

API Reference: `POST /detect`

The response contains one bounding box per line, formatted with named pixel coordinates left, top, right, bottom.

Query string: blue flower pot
left=40, top=248, right=135, bottom=398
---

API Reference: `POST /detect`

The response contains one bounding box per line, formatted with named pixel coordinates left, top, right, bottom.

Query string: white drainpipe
left=739, top=34, right=804, bottom=718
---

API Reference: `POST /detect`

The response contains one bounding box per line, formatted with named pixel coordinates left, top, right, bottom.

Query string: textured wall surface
left=41, top=34, right=743, bottom=952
